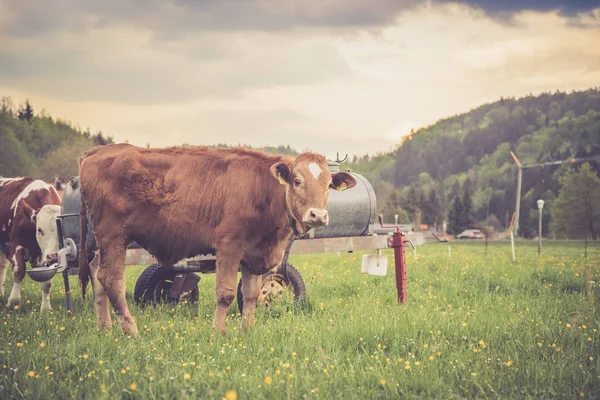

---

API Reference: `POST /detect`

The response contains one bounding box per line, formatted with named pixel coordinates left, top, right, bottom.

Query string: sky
left=1, top=0, right=599, bottom=157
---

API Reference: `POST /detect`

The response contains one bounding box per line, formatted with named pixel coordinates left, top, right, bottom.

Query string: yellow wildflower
left=224, top=390, right=238, bottom=400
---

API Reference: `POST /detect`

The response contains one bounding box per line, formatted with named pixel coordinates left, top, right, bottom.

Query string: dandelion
left=275, top=370, right=281, bottom=375
left=415, top=361, right=421, bottom=366
left=505, top=360, right=513, bottom=367
left=292, top=352, right=297, bottom=357
left=39, top=342, right=45, bottom=348
left=471, top=372, right=477, bottom=376
left=121, top=369, right=127, bottom=374
left=289, top=373, right=294, bottom=378
left=462, top=322, right=467, bottom=327
left=98, top=360, right=104, bottom=365
left=129, top=383, right=137, bottom=391
left=100, top=384, right=106, bottom=393
left=566, top=324, right=572, bottom=328
left=264, top=376, right=273, bottom=385
left=224, top=390, right=238, bottom=400
left=59, top=327, right=65, bottom=331
left=379, top=379, right=386, bottom=385
left=429, top=356, right=435, bottom=361
left=83, top=354, right=89, bottom=359
left=28, top=371, right=35, bottom=377
left=184, top=373, right=191, bottom=380
left=16, top=343, right=24, bottom=348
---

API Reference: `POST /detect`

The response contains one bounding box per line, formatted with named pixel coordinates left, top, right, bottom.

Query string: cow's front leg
left=240, top=265, right=261, bottom=331
left=39, top=280, right=52, bottom=312
left=6, top=247, right=26, bottom=309
left=213, top=248, right=243, bottom=335
left=0, top=252, right=7, bottom=297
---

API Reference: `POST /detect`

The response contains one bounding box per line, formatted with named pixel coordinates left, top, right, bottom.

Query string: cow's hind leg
left=0, top=253, right=7, bottom=297
left=6, top=247, right=26, bottom=309
left=39, top=280, right=52, bottom=312
left=96, top=245, right=139, bottom=336
left=213, top=248, right=243, bottom=335
left=90, top=254, right=112, bottom=330
left=240, top=265, right=261, bottom=331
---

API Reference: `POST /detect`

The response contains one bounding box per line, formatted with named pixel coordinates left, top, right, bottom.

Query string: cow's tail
left=78, top=178, right=91, bottom=299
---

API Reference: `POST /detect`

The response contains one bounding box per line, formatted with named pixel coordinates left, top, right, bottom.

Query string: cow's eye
left=294, top=178, right=302, bottom=186
left=328, top=182, right=334, bottom=189
left=37, top=228, right=44, bottom=236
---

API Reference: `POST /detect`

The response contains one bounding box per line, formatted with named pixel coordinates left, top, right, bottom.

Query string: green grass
left=1, top=240, right=599, bottom=399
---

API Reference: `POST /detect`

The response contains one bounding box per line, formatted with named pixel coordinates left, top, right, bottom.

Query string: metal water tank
left=309, top=162, right=377, bottom=239
left=61, top=176, right=96, bottom=257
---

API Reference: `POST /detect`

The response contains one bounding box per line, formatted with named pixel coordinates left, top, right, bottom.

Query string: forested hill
left=344, top=88, right=600, bottom=238
left=0, top=97, right=114, bottom=182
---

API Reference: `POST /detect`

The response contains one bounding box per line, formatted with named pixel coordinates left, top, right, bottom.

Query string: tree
left=550, top=163, right=600, bottom=239
left=460, top=184, right=473, bottom=229
left=17, top=100, right=34, bottom=122
left=447, top=196, right=463, bottom=234
left=39, top=139, right=95, bottom=182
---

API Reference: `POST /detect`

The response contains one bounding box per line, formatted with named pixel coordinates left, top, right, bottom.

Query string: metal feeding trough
left=47, top=156, right=415, bottom=312
left=27, top=238, right=77, bottom=282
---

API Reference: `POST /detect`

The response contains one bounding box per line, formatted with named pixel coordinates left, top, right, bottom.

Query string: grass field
left=1, top=240, right=599, bottom=399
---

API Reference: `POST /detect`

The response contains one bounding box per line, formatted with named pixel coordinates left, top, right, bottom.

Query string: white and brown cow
left=78, top=144, right=356, bottom=336
left=0, top=177, right=62, bottom=311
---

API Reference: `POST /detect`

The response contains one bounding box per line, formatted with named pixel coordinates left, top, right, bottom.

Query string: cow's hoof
left=6, top=301, right=20, bottom=311
left=40, top=304, right=52, bottom=313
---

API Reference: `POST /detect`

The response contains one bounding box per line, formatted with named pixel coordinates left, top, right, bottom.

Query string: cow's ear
left=331, top=172, right=356, bottom=192
left=22, top=201, right=37, bottom=223
left=270, top=162, right=291, bottom=185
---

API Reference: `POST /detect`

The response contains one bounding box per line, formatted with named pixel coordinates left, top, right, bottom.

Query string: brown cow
left=78, top=144, right=356, bottom=336
left=0, top=177, right=62, bottom=311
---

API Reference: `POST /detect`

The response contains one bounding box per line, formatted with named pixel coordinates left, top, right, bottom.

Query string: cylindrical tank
left=309, top=161, right=377, bottom=239
left=61, top=176, right=96, bottom=257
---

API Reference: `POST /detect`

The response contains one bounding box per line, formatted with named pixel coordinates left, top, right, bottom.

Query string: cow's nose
left=305, top=208, right=329, bottom=226
left=46, top=253, right=58, bottom=263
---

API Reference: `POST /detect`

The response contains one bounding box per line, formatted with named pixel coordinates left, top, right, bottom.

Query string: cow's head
left=270, top=153, right=356, bottom=234
left=23, top=203, right=61, bottom=266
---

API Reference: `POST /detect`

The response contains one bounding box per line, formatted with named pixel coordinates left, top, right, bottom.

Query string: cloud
left=451, top=0, right=599, bottom=16
left=1, top=2, right=599, bottom=157
left=1, top=0, right=597, bottom=41
left=0, top=26, right=352, bottom=103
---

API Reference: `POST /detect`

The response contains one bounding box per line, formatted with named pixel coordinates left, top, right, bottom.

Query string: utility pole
left=510, top=152, right=522, bottom=236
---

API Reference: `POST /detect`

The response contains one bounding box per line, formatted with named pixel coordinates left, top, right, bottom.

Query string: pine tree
left=17, top=100, right=34, bottom=122
left=447, top=196, right=463, bottom=234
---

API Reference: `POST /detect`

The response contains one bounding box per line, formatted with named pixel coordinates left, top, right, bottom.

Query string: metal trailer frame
left=43, top=213, right=411, bottom=312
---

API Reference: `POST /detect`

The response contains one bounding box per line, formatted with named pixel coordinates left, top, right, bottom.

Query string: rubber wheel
left=236, top=263, right=306, bottom=312
left=134, top=263, right=199, bottom=306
